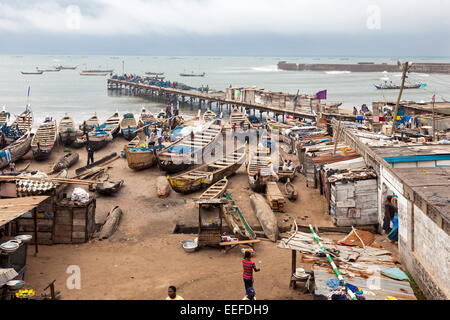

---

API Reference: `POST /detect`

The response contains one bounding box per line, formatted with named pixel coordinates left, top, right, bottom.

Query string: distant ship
left=55, top=65, right=77, bottom=70
left=145, top=72, right=164, bottom=76
left=21, top=70, right=43, bottom=75
left=179, top=71, right=205, bottom=77
left=80, top=69, right=113, bottom=76
left=375, top=82, right=426, bottom=90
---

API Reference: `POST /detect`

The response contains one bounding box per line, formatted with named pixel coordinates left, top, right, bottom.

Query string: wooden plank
left=219, top=239, right=261, bottom=246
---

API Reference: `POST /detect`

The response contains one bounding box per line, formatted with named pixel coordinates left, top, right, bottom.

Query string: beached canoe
left=80, top=113, right=99, bottom=132
left=202, top=109, right=217, bottom=122
left=250, top=193, right=278, bottom=242
left=0, top=133, right=31, bottom=169
left=230, top=107, right=253, bottom=130
left=156, top=119, right=223, bottom=173
left=58, top=114, right=77, bottom=146
left=87, top=130, right=113, bottom=151
left=221, top=192, right=256, bottom=240
left=126, top=146, right=156, bottom=170
left=31, top=120, right=57, bottom=160
left=96, top=180, right=124, bottom=195
left=12, top=106, right=33, bottom=134
left=247, top=145, right=277, bottom=193
left=168, top=145, right=245, bottom=194
left=284, top=178, right=298, bottom=201
left=53, top=152, right=79, bottom=173
left=179, top=72, right=205, bottom=77
left=102, top=111, right=121, bottom=137
left=123, top=136, right=140, bottom=152
left=138, top=107, right=156, bottom=127
left=120, top=112, right=138, bottom=141
left=198, top=177, right=228, bottom=200
left=0, top=106, right=10, bottom=127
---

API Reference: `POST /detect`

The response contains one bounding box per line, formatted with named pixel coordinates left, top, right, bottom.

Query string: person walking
left=156, top=126, right=163, bottom=149
left=86, top=144, right=95, bottom=166
left=242, top=250, right=260, bottom=294
left=166, top=286, right=184, bottom=300
left=148, top=129, right=156, bottom=148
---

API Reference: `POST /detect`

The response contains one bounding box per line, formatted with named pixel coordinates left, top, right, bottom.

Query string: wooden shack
left=329, top=171, right=378, bottom=227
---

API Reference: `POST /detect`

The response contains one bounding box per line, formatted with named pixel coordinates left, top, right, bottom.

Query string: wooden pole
left=333, top=117, right=341, bottom=155
left=33, top=208, right=38, bottom=256
left=390, top=62, right=410, bottom=136
left=432, top=94, right=436, bottom=141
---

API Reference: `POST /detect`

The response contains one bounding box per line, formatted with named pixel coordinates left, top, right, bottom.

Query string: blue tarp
left=167, top=145, right=197, bottom=154
left=381, top=268, right=409, bottom=281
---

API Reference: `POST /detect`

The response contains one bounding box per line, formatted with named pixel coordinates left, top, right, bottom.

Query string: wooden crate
left=266, top=182, right=286, bottom=212
left=54, top=198, right=96, bottom=244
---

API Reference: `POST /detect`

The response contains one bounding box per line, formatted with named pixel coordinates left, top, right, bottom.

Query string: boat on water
left=156, top=119, right=223, bottom=173
left=31, top=119, right=57, bottom=160
left=53, top=152, right=79, bottom=173
left=126, top=145, right=157, bottom=170
left=138, top=107, right=157, bottom=127
left=37, top=68, right=60, bottom=72
left=80, top=113, right=99, bottom=132
left=0, top=133, right=32, bottom=169
left=145, top=72, right=164, bottom=76
left=58, top=114, right=77, bottom=146
left=55, top=65, right=77, bottom=70
left=167, top=144, right=245, bottom=194
left=20, top=70, right=43, bottom=75
left=80, top=71, right=112, bottom=76
left=179, top=71, right=205, bottom=77
left=0, top=106, right=10, bottom=127
left=12, top=106, right=33, bottom=134
left=375, top=82, right=425, bottom=90
left=120, top=112, right=138, bottom=141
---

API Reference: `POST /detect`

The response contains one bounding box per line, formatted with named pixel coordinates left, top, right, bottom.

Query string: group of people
left=383, top=195, right=399, bottom=243
left=166, top=250, right=260, bottom=301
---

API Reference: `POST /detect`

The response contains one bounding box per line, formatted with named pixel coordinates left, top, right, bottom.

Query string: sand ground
left=13, top=132, right=395, bottom=300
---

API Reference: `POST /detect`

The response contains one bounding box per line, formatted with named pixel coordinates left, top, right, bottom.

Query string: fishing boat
left=12, top=106, right=33, bottom=134
left=284, top=178, right=298, bottom=201
left=179, top=71, right=205, bottom=77
left=0, top=106, right=10, bottom=126
left=145, top=72, right=164, bottom=76
left=202, top=109, right=217, bottom=122
left=37, top=68, right=60, bottom=72
left=156, top=119, right=223, bottom=173
left=247, top=144, right=277, bottom=193
left=230, top=108, right=253, bottom=130
left=58, top=114, right=77, bottom=146
left=120, top=112, right=138, bottom=140
left=199, top=178, right=228, bottom=200
left=266, top=118, right=294, bottom=132
left=20, top=70, right=43, bottom=75
left=88, top=130, right=113, bottom=151
left=247, top=114, right=262, bottom=128
left=221, top=193, right=256, bottom=240
left=81, top=69, right=114, bottom=73
left=55, top=65, right=77, bottom=70
left=123, top=136, right=140, bottom=152
left=80, top=113, right=99, bottom=132
left=277, top=156, right=296, bottom=182
left=126, top=145, right=157, bottom=170
left=250, top=193, right=278, bottom=242
left=168, top=145, right=245, bottom=194
left=138, top=107, right=156, bottom=127
left=96, top=180, right=124, bottom=195
left=101, top=111, right=121, bottom=137
left=0, top=133, right=32, bottom=169
left=80, top=71, right=111, bottom=76
left=31, top=119, right=57, bottom=160
left=375, top=82, right=425, bottom=90
left=53, top=152, right=79, bottom=173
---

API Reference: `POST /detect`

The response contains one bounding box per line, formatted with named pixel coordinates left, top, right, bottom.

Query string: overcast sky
left=0, top=0, right=449, bottom=56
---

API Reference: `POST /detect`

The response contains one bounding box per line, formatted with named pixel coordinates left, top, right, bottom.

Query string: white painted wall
left=414, top=205, right=450, bottom=298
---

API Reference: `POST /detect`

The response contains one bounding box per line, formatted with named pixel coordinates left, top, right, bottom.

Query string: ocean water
left=1, top=55, right=449, bottom=128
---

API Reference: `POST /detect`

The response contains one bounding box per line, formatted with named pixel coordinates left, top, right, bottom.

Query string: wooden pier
left=107, top=78, right=356, bottom=122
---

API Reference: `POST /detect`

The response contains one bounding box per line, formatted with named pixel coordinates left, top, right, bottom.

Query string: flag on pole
left=315, top=90, right=327, bottom=100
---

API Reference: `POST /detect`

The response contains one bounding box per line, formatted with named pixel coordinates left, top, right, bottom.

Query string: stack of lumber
left=266, top=181, right=286, bottom=212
